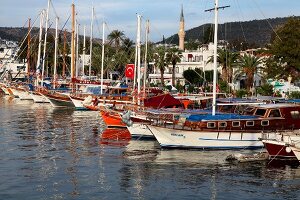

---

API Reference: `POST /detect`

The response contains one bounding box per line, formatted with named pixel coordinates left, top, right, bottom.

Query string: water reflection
left=1, top=95, right=300, bottom=200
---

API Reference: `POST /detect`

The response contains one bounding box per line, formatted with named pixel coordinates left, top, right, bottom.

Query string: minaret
left=178, top=5, right=185, bottom=50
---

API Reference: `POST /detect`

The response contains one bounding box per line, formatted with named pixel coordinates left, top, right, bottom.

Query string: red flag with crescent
left=125, top=64, right=135, bottom=79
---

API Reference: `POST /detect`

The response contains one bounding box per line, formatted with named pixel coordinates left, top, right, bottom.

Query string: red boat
left=262, top=132, right=300, bottom=160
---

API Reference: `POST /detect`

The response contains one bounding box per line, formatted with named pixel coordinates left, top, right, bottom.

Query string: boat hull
left=291, top=146, right=300, bottom=162
left=147, top=125, right=275, bottom=149
left=42, top=93, right=74, bottom=108
left=262, top=140, right=297, bottom=160
left=30, top=92, right=50, bottom=103
left=127, top=123, right=155, bottom=139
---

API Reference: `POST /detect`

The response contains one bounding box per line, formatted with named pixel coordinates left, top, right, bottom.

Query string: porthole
left=261, top=120, right=269, bottom=126
left=218, top=122, right=227, bottom=128
left=246, top=121, right=254, bottom=127
left=232, top=121, right=240, bottom=127
left=207, top=122, right=216, bottom=128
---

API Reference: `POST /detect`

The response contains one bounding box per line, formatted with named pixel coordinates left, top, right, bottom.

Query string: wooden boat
left=146, top=104, right=300, bottom=149
left=42, top=91, right=74, bottom=108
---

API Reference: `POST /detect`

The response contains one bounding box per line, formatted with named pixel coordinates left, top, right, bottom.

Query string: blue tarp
left=187, top=113, right=258, bottom=121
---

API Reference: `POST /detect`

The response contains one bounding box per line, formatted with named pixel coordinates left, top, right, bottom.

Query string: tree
left=153, top=47, right=166, bottom=86
left=165, top=48, right=182, bottom=86
left=107, top=30, right=125, bottom=49
left=234, top=54, right=262, bottom=90
left=207, top=48, right=239, bottom=84
left=268, top=17, right=300, bottom=80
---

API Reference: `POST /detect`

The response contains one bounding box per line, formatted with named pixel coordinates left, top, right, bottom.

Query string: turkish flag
left=125, top=64, right=135, bottom=79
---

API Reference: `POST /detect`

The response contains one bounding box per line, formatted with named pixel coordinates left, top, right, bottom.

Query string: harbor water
left=0, top=94, right=300, bottom=200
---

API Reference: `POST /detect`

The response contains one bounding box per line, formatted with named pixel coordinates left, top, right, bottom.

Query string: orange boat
left=100, top=109, right=126, bottom=128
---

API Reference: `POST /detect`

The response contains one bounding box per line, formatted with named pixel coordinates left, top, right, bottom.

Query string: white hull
left=30, top=92, right=50, bottom=103
left=127, top=123, right=155, bottom=139
left=9, top=88, right=21, bottom=98
left=1, top=87, right=10, bottom=95
left=147, top=125, right=276, bottom=149
left=18, top=90, right=33, bottom=100
left=291, top=146, right=300, bottom=162
left=69, top=96, right=86, bottom=110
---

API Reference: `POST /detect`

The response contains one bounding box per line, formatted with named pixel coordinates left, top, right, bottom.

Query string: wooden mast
left=63, top=29, right=67, bottom=78
left=27, top=18, right=31, bottom=82
left=71, top=3, right=76, bottom=91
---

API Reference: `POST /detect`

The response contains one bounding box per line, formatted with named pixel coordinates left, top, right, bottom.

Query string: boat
left=262, top=131, right=300, bottom=161
left=146, top=104, right=300, bottom=149
left=42, top=91, right=74, bottom=108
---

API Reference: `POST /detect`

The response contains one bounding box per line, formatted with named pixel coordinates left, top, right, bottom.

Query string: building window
left=176, top=67, right=179, bottom=73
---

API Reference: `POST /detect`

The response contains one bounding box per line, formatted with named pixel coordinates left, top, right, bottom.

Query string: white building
left=0, top=38, right=27, bottom=80
left=149, top=42, right=222, bottom=86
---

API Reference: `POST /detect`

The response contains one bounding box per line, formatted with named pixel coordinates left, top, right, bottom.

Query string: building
left=0, top=38, right=27, bottom=80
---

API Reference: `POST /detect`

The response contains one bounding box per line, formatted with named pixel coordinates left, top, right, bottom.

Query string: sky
left=0, top=0, right=299, bottom=42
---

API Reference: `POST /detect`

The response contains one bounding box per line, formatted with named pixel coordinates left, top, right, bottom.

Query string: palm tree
left=153, top=47, right=166, bottom=86
left=207, top=48, right=239, bottom=84
left=107, top=30, right=125, bottom=49
left=166, top=48, right=182, bottom=86
left=234, top=54, right=263, bottom=90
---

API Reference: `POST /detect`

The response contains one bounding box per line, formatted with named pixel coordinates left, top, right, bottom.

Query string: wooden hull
left=42, top=93, right=74, bottom=108
left=147, top=125, right=277, bottom=149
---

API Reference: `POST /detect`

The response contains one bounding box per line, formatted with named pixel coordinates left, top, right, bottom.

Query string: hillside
left=165, top=17, right=298, bottom=47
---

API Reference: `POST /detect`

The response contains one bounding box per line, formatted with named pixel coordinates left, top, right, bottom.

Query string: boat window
left=218, top=122, right=227, bottom=128
left=268, top=109, right=281, bottom=118
left=232, top=121, right=240, bottom=127
left=254, top=109, right=266, bottom=116
left=207, top=122, right=216, bottom=128
left=261, top=120, right=269, bottom=126
left=244, top=107, right=255, bottom=115
left=291, top=111, right=300, bottom=119
left=246, top=121, right=254, bottom=126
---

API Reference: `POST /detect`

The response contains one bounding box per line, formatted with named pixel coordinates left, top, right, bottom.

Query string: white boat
left=291, top=145, right=300, bottom=162
left=127, top=123, right=154, bottom=139
left=147, top=125, right=265, bottom=149
left=30, top=91, right=50, bottom=103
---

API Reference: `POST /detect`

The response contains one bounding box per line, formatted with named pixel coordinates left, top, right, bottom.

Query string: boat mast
left=41, top=0, right=50, bottom=87
left=100, top=21, right=105, bottom=94
left=89, top=6, right=94, bottom=79
left=27, top=18, right=31, bottom=83
left=53, top=17, right=59, bottom=89
left=82, top=25, right=86, bottom=76
left=71, top=3, right=76, bottom=91
left=137, top=14, right=141, bottom=106
left=212, top=0, right=219, bottom=116
left=76, top=21, right=79, bottom=78
left=36, top=10, right=44, bottom=73
left=63, top=29, right=67, bottom=79
left=143, top=19, right=149, bottom=94
left=206, top=0, right=229, bottom=115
